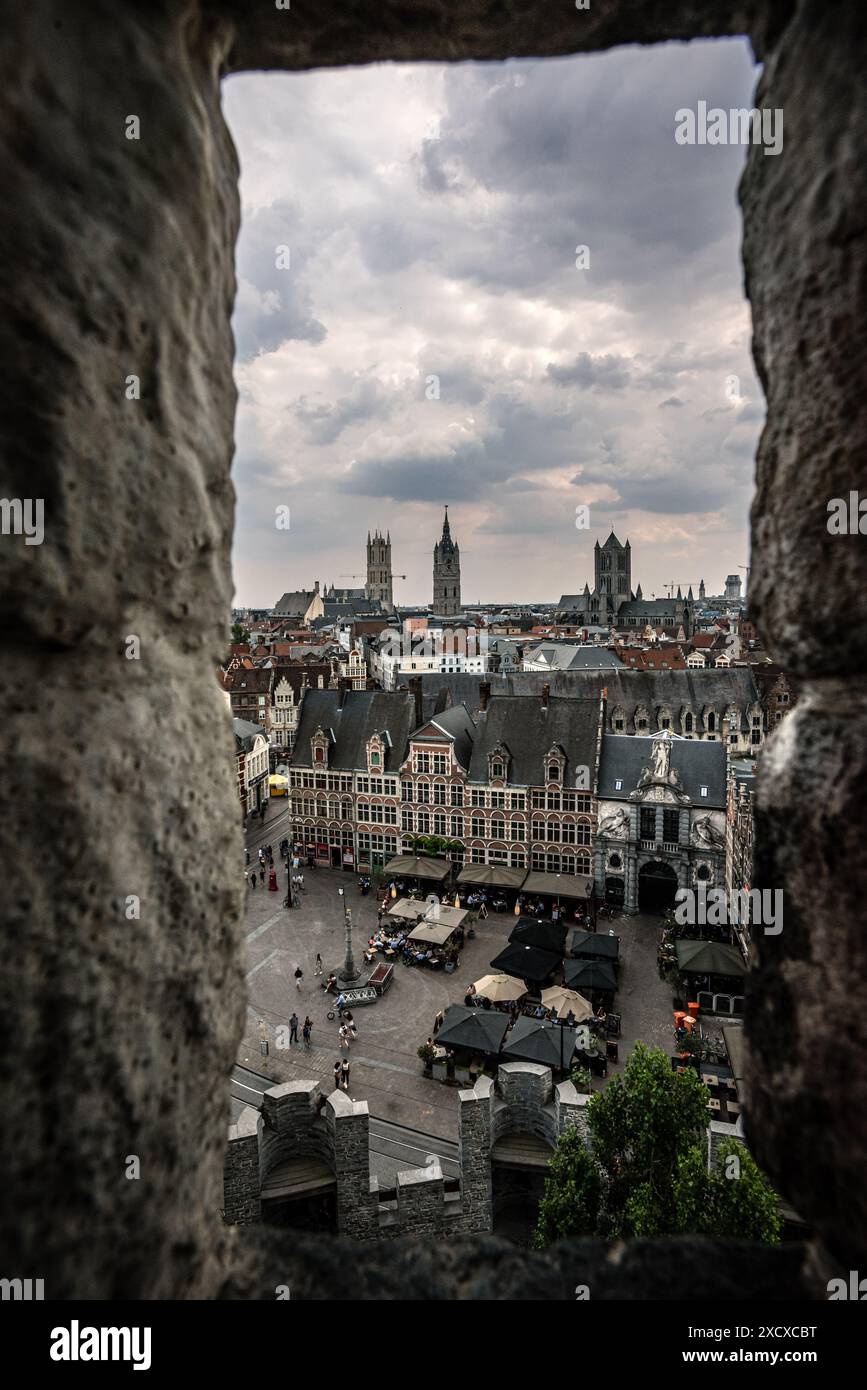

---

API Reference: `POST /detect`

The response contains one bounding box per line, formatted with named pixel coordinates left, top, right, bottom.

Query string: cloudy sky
left=223, top=38, right=762, bottom=608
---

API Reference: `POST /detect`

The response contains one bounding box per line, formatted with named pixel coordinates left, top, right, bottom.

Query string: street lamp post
left=337, top=887, right=360, bottom=985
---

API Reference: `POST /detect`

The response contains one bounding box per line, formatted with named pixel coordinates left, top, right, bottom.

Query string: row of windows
left=398, top=783, right=592, bottom=813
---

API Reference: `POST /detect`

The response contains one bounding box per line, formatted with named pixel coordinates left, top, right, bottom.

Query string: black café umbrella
left=564, top=959, right=618, bottom=993
left=435, top=1004, right=509, bottom=1055
left=490, top=941, right=562, bottom=984
left=510, top=915, right=568, bottom=954
left=571, top=930, right=620, bottom=963
left=502, top=1016, right=581, bottom=1070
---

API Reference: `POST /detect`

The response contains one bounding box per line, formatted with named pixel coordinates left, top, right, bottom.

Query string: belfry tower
left=432, top=506, right=461, bottom=616
left=365, top=530, right=393, bottom=611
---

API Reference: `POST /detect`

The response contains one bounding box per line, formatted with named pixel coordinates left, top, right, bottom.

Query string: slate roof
left=524, top=644, right=624, bottom=671
left=421, top=703, right=476, bottom=771
left=598, top=733, right=726, bottom=805
left=290, top=689, right=416, bottom=772
left=468, top=695, right=600, bottom=786
left=273, top=590, right=314, bottom=616
left=418, top=667, right=760, bottom=715
left=617, top=599, right=687, bottom=618
left=221, top=667, right=272, bottom=694
left=232, top=718, right=268, bottom=753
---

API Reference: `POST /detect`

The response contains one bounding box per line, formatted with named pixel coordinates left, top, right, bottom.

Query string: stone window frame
left=13, top=0, right=861, bottom=1297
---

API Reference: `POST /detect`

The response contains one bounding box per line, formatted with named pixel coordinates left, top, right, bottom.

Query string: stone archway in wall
left=638, top=859, right=679, bottom=914
left=3, top=0, right=866, bottom=1297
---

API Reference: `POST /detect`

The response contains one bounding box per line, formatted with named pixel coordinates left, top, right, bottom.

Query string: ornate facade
left=594, top=730, right=727, bottom=914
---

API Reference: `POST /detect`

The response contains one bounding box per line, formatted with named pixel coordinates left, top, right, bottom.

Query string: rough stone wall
left=0, top=0, right=244, bottom=1301
left=323, top=1092, right=379, bottom=1240
left=223, top=1110, right=262, bottom=1226
left=2, top=0, right=862, bottom=1297
left=738, top=0, right=867, bottom=1271
left=459, top=1077, right=494, bottom=1233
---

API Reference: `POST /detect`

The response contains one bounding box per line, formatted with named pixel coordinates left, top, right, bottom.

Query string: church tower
left=365, top=530, right=393, bottom=611
left=593, top=531, right=631, bottom=622
left=433, top=506, right=461, bottom=616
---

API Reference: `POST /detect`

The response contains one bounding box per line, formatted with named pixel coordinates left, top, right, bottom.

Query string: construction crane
left=663, top=581, right=701, bottom=598
left=338, top=572, right=408, bottom=581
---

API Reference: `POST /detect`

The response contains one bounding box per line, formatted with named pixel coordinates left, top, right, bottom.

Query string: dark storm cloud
left=224, top=41, right=762, bottom=602
left=294, top=377, right=391, bottom=445
left=546, top=353, right=632, bottom=391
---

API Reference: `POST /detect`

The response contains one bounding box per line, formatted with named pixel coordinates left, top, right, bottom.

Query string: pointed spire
left=676, top=585, right=682, bottom=600
left=636, top=583, right=643, bottom=599
left=687, top=585, right=694, bottom=601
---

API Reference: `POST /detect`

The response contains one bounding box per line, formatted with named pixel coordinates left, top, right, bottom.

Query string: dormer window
left=370, top=751, right=380, bottom=766
left=311, top=725, right=329, bottom=768
left=548, top=765, right=560, bottom=781
left=491, top=762, right=503, bottom=779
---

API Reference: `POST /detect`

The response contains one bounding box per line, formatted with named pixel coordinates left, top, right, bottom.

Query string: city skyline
left=225, top=39, right=760, bottom=608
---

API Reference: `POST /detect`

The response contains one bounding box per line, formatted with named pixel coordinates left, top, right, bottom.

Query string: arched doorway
left=638, top=860, right=678, bottom=914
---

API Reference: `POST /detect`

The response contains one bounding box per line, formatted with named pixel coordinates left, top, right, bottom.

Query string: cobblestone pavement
left=236, top=802, right=677, bottom=1135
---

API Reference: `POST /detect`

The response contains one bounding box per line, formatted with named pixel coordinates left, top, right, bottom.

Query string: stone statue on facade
left=599, top=807, right=629, bottom=839
left=690, top=814, right=724, bottom=849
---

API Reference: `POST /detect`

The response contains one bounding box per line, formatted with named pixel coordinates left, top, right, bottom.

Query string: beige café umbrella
left=540, top=986, right=593, bottom=1022
left=472, top=973, right=526, bottom=1003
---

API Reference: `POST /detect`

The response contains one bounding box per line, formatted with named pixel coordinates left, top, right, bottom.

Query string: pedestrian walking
left=333, top=1060, right=342, bottom=1091
left=289, top=1012, right=299, bottom=1045
left=302, top=1017, right=313, bottom=1050
left=298, top=873, right=305, bottom=893
left=250, top=872, right=256, bottom=891
left=294, top=965, right=303, bottom=990
left=433, top=1009, right=444, bottom=1035
left=314, top=953, right=323, bottom=976
left=245, top=848, right=250, bottom=866
left=344, top=1010, right=357, bottom=1040
left=259, top=869, right=265, bottom=886
left=341, top=1057, right=350, bottom=1091
left=338, top=1024, right=350, bottom=1052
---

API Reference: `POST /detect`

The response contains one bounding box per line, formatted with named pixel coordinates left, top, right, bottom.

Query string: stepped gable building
left=289, top=684, right=416, bottom=870
left=416, top=668, right=767, bottom=755
left=465, top=685, right=602, bottom=884
left=557, top=530, right=694, bottom=637
left=595, top=730, right=727, bottom=916
left=433, top=506, right=461, bottom=616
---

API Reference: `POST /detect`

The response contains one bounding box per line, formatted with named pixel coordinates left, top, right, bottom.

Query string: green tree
left=532, top=1044, right=783, bottom=1247
left=534, top=1125, right=601, bottom=1248
left=231, top=622, right=250, bottom=645
left=586, top=1043, right=710, bottom=1238
left=672, top=1141, right=781, bottom=1243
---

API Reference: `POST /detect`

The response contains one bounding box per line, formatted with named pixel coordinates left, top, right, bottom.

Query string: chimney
left=337, top=676, right=351, bottom=709
left=541, top=683, right=550, bottom=710
left=410, top=674, right=424, bottom=729
left=478, top=680, right=491, bottom=712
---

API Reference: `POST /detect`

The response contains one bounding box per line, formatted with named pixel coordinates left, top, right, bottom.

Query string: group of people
left=363, top=923, right=454, bottom=970
left=286, top=1012, right=314, bottom=1049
